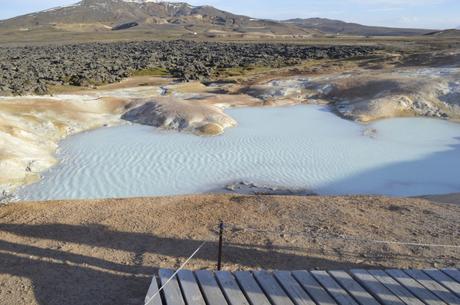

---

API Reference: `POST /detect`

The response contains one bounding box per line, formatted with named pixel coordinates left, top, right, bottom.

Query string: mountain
left=424, top=29, right=460, bottom=37
left=0, top=0, right=316, bottom=38
left=283, top=18, right=433, bottom=36
left=0, top=1, right=439, bottom=43
left=1, top=0, right=244, bottom=28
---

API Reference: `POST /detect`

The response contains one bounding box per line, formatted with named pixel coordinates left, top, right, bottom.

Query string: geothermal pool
left=17, top=105, right=460, bottom=200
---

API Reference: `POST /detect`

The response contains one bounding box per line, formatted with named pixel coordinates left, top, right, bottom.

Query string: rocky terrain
left=0, top=41, right=376, bottom=96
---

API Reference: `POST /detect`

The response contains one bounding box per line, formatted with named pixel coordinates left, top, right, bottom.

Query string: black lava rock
left=0, top=40, right=377, bottom=96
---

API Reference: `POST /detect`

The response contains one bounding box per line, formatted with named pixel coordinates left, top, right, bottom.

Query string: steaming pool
left=17, top=105, right=460, bottom=200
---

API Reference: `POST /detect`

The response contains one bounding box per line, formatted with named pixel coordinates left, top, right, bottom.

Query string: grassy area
left=47, top=84, right=90, bottom=95
left=2, top=26, right=460, bottom=50
left=215, top=65, right=275, bottom=78
left=131, top=67, right=170, bottom=77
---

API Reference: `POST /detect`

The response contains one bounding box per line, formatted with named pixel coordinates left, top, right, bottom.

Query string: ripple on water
left=17, top=105, right=460, bottom=200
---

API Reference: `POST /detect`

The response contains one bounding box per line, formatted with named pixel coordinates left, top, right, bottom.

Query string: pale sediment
left=1, top=63, right=460, bottom=197
left=243, top=67, right=460, bottom=122
left=0, top=80, right=275, bottom=194
left=0, top=95, right=131, bottom=194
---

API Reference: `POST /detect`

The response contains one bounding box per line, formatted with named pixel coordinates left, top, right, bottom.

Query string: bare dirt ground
left=0, top=194, right=458, bottom=305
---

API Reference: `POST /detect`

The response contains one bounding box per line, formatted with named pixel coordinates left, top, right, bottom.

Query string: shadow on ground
left=0, top=222, right=383, bottom=305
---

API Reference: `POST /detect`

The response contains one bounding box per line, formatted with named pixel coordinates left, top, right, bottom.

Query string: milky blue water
left=17, top=105, right=460, bottom=200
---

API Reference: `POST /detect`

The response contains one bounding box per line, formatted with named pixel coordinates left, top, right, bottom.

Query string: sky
left=0, top=0, right=458, bottom=29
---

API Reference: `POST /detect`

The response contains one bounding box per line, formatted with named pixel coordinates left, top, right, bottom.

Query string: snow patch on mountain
left=122, top=0, right=184, bottom=3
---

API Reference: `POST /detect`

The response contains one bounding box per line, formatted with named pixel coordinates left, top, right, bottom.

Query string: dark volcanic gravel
left=0, top=40, right=376, bottom=95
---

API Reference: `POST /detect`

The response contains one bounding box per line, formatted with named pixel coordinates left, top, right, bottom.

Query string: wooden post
left=217, top=220, right=224, bottom=271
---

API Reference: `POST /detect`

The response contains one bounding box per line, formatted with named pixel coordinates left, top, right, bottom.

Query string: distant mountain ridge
left=0, top=0, right=438, bottom=38
left=1, top=0, right=247, bottom=28
left=282, top=18, right=433, bottom=36
left=424, top=29, right=460, bottom=37
left=0, top=0, right=315, bottom=38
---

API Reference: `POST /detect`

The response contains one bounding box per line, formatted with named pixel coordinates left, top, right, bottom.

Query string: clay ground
left=0, top=194, right=458, bottom=305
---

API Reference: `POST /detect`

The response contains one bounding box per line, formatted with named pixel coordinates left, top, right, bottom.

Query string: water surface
left=17, top=105, right=460, bottom=200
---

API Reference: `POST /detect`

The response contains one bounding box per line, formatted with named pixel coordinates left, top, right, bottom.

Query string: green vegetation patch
left=131, top=67, right=170, bottom=77
left=215, top=64, right=274, bottom=78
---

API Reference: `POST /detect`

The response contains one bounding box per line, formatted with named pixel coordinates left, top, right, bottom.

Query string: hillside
left=424, top=29, right=460, bottom=37
left=0, top=0, right=248, bottom=28
left=0, top=0, right=443, bottom=43
left=0, top=0, right=315, bottom=39
left=283, top=18, right=432, bottom=36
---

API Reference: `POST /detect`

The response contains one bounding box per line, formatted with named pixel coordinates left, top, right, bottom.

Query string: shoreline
left=9, top=105, right=460, bottom=202
left=5, top=191, right=460, bottom=206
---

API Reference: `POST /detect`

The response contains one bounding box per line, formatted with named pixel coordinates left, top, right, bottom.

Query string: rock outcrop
left=122, top=98, right=237, bottom=135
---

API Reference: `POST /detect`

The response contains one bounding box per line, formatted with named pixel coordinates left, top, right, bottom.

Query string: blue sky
left=0, top=0, right=458, bottom=29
